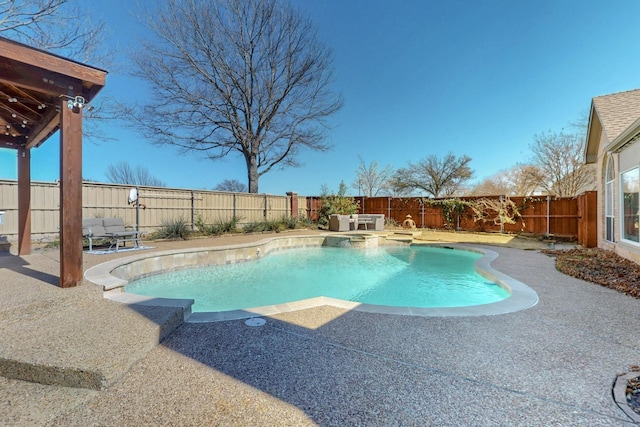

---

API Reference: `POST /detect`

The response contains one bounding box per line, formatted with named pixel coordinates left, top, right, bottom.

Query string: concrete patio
left=1, top=231, right=639, bottom=425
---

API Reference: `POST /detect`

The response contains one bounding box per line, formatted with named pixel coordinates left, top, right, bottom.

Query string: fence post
left=136, top=186, right=140, bottom=233
left=387, top=196, right=391, bottom=222
left=308, top=197, right=316, bottom=221
left=264, top=194, right=268, bottom=219
left=191, top=190, right=195, bottom=231
left=546, top=195, right=551, bottom=236
left=499, top=195, right=504, bottom=234
left=421, top=199, right=425, bottom=229
left=233, top=193, right=237, bottom=220
left=287, top=192, right=298, bottom=218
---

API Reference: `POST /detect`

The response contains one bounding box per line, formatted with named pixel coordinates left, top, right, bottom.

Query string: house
left=585, top=88, right=640, bottom=263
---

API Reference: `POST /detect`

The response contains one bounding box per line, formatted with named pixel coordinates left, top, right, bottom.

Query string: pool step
left=0, top=292, right=190, bottom=390
left=105, top=292, right=194, bottom=328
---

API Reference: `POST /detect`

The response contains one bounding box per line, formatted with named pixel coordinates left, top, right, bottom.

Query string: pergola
left=0, top=37, right=106, bottom=288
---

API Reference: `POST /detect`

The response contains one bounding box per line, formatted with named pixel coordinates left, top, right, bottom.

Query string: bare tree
left=530, top=131, right=595, bottom=197
left=352, top=157, right=393, bottom=197
left=214, top=179, right=247, bottom=192
left=470, top=172, right=512, bottom=196
left=0, top=0, right=107, bottom=62
left=507, top=163, right=544, bottom=196
left=472, top=164, right=542, bottom=196
left=470, top=197, right=524, bottom=232
left=0, top=0, right=113, bottom=145
left=106, top=161, right=166, bottom=187
left=127, top=0, right=342, bottom=193
left=392, top=152, right=474, bottom=198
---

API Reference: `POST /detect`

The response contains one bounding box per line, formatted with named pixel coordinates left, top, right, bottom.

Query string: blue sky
left=1, top=0, right=640, bottom=195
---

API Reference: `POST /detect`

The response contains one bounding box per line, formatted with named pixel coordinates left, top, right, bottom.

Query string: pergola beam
left=0, top=40, right=106, bottom=88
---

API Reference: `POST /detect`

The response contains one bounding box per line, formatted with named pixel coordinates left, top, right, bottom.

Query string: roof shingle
left=592, top=88, right=640, bottom=143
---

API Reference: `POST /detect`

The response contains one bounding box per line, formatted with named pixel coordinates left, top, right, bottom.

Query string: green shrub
left=284, top=216, right=299, bottom=229
left=317, top=181, right=360, bottom=227
left=385, top=217, right=399, bottom=228
left=242, top=221, right=267, bottom=233
left=241, top=216, right=316, bottom=233
left=155, top=217, right=191, bottom=240
left=295, top=216, right=316, bottom=229
left=195, top=215, right=240, bottom=236
left=45, top=239, right=60, bottom=248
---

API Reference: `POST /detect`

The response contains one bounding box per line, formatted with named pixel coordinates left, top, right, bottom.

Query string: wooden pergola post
left=17, top=146, right=31, bottom=256
left=0, top=37, right=106, bottom=287
left=59, top=99, right=84, bottom=288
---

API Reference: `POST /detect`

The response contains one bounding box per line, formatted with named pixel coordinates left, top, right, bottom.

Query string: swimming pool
left=125, top=245, right=510, bottom=312
left=85, top=234, right=539, bottom=321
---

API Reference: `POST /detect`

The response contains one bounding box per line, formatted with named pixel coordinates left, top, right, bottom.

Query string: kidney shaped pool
left=125, top=245, right=510, bottom=313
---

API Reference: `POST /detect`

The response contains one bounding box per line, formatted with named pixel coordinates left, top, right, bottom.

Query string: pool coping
left=84, top=235, right=539, bottom=322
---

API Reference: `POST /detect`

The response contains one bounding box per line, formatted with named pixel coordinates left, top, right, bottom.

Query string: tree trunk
left=247, top=154, right=259, bottom=193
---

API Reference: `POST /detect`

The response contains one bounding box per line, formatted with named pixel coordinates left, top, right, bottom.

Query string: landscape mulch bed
left=628, top=370, right=640, bottom=417
left=542, top=247, right=640, bottom=416
left=542, top=247, right=640, bottom=299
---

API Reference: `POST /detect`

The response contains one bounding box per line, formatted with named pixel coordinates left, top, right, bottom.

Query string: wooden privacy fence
left=307, top=192, right=597, bottom=247
left=0, top=180, right=308, bottom=240
left=0, top=178, right=597, bottom=247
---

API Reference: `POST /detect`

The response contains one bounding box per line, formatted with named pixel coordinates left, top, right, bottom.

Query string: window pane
left=606, top=181, right=614, bottom=216
left=622, top=168, right=640, bottom=242
left=606, top=217, right=614, bottom=242
left=606, top=156, right=614, bottom=182
left=605, top=158, right=615, bottom=242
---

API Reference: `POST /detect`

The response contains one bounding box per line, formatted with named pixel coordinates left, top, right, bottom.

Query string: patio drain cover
left=245, top=317, right=266, bottom=327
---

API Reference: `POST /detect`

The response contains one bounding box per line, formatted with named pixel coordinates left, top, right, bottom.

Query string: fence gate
left=577, top=191, right=597, bottom=248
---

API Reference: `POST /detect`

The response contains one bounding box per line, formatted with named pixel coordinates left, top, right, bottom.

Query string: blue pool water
left=125, top=246, right=510, bottom=312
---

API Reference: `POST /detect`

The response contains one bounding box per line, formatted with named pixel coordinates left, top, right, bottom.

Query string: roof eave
left=584, top=102, right=600, bottom=164
left=606, top=116, right=640, bottom=154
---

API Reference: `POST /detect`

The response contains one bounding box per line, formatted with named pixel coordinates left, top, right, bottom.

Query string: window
left=605, top=156, right=614, bottom=242
left=621, top=167, right=640, bottom=243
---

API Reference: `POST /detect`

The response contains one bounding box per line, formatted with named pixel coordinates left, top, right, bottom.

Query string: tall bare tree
left=214, top=179, right=247, bottom=192
left=508, top=163, right=544, bottom=196
left=392, top=152, right=473, bottom=198
left=470, top=172, right=511, bottom=196
left=0, top=0, right=112, bottom=144
left=127, top=0, right=342, bottom=193
left=352, top=157, right=393, bottom=197
left=471, top=164, right=542, bottom=196
left=530, top=131, right=595, bottom=197
left=0, top=0, right=107, bottom=62
left=106, top=161, right=166, bottom=187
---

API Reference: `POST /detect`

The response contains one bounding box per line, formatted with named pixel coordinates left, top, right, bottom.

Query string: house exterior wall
left=593, top=129, right=640, bottom=264
left=614, top=141, right=640, bottom=264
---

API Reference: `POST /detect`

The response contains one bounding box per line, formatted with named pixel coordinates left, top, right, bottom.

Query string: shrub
left=242, top=221, right=267, bottom=233
left=317, top=181, right=360, bottom=227
left=195, top=215, right=240, bottom=236
left=385, top=217, right=399, bottom=228
left=295, top=216, right=317, bottom=229
left=155, top=217, right=191, bottom=240
left=241, top=216, right=310, bottom=233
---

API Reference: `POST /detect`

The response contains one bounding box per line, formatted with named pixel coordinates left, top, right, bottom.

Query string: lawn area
left=410, top=228, right=553, bottom=250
